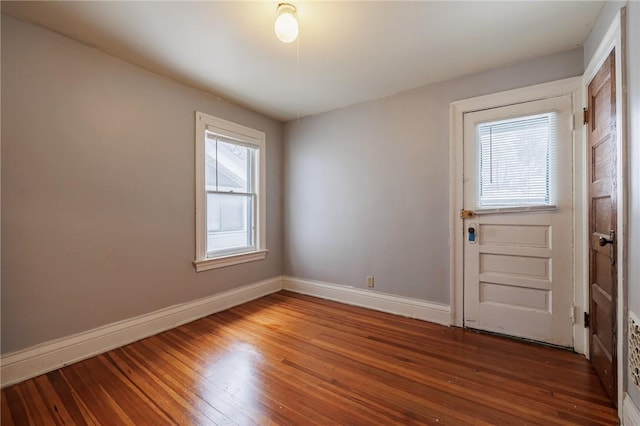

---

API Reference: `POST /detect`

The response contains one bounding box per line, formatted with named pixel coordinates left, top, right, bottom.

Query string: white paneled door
left=463, top=95, right=574, bottom=347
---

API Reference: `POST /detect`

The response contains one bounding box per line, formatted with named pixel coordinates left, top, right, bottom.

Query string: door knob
left=598, top=236, right=613, bottom=246
left=597, top=230, right=616, bottom=265
left=599, top=231, right=615, bottom=247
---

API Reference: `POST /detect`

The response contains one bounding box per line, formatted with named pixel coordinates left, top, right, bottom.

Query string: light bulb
left=275, top=4, right=298, bottom=43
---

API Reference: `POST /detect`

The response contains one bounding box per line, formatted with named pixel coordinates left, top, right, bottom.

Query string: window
left=194, top=112, right=267, bottom=271
left=476, top=112, right=556, bottom=207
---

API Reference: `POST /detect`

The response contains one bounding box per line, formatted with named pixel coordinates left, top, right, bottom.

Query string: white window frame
left=193, top=112, right=267, bottom=272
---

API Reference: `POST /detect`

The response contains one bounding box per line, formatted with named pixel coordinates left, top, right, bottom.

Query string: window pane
left=207, top=193, right=253, bottom=254
left=217, top=140, right=253, bottom=193
left=205, top=134, right=255, bottom=193
left=205, top=135, right=218, bottom=188
left=477, top=113, right=555, bottom=207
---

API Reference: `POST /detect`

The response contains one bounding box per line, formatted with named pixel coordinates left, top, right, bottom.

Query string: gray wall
left=284, top=49, right=583, bottom=303
left=1, top=15, right=284, bottom=354
left=583, top=1, right=626, bottom=66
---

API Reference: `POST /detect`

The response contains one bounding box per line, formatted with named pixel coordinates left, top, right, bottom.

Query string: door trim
left=449, top=77, right=585, bottom=350
left=583, top=7, right=627, bottom=414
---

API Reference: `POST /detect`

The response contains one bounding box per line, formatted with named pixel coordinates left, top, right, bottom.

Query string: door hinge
left=583, top=107, right=589, bottom=125
left=584, top=312, right=590, bottom=328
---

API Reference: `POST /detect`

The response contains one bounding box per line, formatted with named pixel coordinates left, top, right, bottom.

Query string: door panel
left=587, top=50, right=617, bottom=404
left=480, top=282, right=549, bottom=311
left=463, top=95, right=573, bottom=347
left=479, top=224, right=549, bottom=247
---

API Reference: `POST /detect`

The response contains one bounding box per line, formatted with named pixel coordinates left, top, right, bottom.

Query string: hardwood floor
left=1, top=291, right=618, bottom=425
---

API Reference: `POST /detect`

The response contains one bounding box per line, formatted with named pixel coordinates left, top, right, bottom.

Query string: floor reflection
left=200, top=341, right=266, bottom=418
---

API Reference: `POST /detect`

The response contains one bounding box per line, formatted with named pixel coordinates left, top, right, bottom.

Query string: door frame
left=449, top=77, right=586, bottom=352
left=583, top=8, right=627, bottom=413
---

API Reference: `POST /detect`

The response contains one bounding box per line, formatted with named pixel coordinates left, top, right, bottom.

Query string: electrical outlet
left=367, top=276, right=374, bottom=288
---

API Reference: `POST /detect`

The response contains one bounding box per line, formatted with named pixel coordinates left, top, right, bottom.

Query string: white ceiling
left=2, top=1, right=603, bottom=122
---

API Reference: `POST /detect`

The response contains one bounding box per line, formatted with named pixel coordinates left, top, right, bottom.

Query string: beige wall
left=283, top=49, right=583, bottom=303
left=1, top=15, right=284, bottom=354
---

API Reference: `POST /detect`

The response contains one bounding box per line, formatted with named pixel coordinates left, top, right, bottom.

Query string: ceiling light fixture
left=275, top=3, right=298, bottom=44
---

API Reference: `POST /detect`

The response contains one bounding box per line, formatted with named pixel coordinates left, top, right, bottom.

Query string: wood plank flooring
left=1, top=291, right=619, bottom=425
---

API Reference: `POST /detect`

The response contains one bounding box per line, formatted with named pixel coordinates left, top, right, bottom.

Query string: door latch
left=460, top=209, right=475, bottom=219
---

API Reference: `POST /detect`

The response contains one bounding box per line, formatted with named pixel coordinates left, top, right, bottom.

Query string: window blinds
left=477, top=112, right=556, bottom=207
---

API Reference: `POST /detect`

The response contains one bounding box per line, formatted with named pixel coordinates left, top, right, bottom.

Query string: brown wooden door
left=587, top=50, right=617, bottom=405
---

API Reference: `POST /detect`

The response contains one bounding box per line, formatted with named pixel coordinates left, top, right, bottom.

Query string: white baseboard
left=0, top=276, right=283, bottom=388
left=1, top=274, right=453, bottom=388
left=625, top=394, right=640, bottom=426
left=283, top=276, right=451, bottom=326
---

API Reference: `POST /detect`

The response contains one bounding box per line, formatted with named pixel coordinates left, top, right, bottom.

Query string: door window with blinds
left=476, top=112, right=557, bottom=208
left=194, top=112, right=267, bottom=272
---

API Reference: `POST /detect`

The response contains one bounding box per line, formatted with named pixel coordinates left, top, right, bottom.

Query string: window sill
left=193, top=249, right=268, bottom=272
left=474, top=205, right=557, bottom=215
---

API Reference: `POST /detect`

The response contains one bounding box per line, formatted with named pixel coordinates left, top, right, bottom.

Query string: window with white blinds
left=477, top=112, right=556, bottom=207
